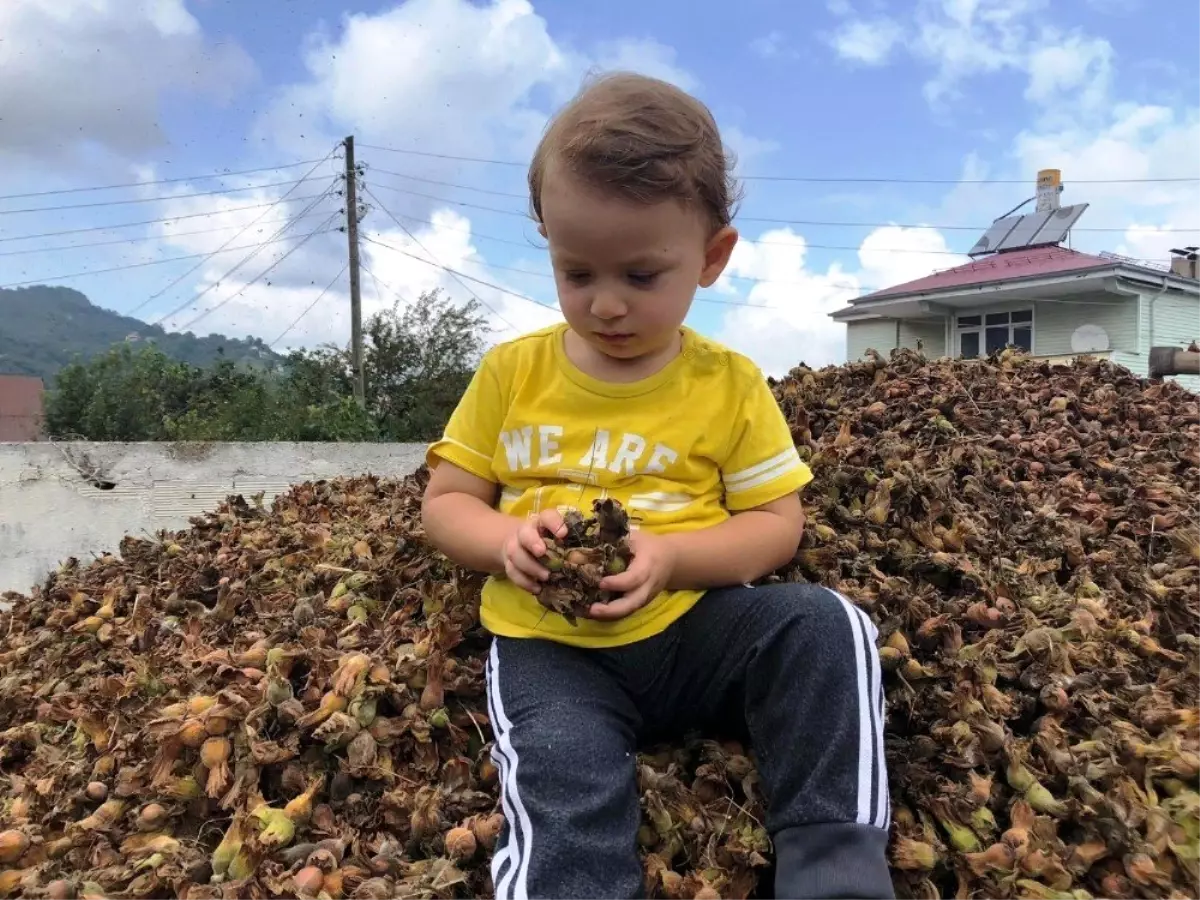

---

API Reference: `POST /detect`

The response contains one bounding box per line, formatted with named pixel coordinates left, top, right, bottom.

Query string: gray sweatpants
left=484, top=582, right=894, bottom=900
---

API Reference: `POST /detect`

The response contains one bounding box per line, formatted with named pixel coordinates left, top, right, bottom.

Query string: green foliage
left=43, top=289, right=488, bottom=443
left=0, top=285, right=279, bottom=383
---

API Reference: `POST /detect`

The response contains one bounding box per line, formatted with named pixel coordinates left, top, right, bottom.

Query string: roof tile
left=857, top=247, right=1115, bottom=302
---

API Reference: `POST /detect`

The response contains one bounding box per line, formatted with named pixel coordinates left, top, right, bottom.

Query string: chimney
left=1169, top=246, right=1199, bottom=281
left=1035, top=168, right=1062, bottom=213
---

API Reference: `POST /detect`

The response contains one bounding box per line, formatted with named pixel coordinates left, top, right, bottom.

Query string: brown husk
left=0, top=348, right=1196, bottom=899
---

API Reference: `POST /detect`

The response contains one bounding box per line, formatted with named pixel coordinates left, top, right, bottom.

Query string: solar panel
left=967, top=216, right=1022, bottom=257
left=967, top=203, right=1090, bottom=257
left=995, top=210, right=1054, bottom=250
left=995, top=204, right=1089, bottom=252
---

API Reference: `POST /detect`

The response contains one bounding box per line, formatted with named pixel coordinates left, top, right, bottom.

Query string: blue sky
left=1, top=0, right=1197, bottom=373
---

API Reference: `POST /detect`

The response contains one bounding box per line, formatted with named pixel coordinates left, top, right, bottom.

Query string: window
left=955, top=309, right=1033, bottom=358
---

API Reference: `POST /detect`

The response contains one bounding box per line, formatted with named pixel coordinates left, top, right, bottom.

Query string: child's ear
left=698, top=226, right=738, bottom=288
left=537, top=222, right=548, bottom=239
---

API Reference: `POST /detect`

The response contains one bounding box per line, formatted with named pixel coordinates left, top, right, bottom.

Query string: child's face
left=538, top=165, right=737, bottom=364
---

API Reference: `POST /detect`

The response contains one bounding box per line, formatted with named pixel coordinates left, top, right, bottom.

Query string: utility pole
left=343, top=135, right=366, bottom=407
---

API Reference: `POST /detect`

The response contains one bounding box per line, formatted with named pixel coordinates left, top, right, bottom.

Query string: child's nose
left=590, top=288, right=627, bottom=320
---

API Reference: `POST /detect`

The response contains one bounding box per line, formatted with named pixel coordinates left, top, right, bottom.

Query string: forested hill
left=0, top=285, right=279, bottom=383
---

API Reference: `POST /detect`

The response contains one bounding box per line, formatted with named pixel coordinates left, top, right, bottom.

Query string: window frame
left=953, top=307, right=1035, bottom=358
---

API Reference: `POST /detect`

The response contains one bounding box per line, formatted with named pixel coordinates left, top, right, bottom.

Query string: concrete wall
left=0, top=442, right=427, bottom=597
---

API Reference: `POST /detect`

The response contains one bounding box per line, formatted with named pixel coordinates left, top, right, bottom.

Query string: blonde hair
left=528, top=72, right=741, bottom=233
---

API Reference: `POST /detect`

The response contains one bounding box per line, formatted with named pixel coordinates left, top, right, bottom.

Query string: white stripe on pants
left=486, top=640, right=536, bottom=900
left=829, top=589, right=888, bottom=830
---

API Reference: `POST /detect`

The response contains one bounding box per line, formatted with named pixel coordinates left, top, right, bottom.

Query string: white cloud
left=858, top=225, right=968, bottom=286
left=187, top=0, right=772, bottom=350
left=255, top=0, right=700, bottom=177
left=0, top=0, right=255, bottom=163
left=714, top=230, right=858, bottom=374
left=825, top=0, right=1119, bottom=109
left=750, top=31, right=788, bottom=59
left=1025, top=32, right=1113, bottom=109
left=149, top=184, right=560, bottom=349
left=257, top=0, right=570, bottom=166
left=588, top=38, right=697, bottom=91
left=714, top=226, right=963, bottom=374
left=1011, top=105, right=1200, bottom=260
left=826, top=0, right=1199, bottom=267
left=723, top=126, right=781, bottom=175
left=829, top=18, right=904, bottom=65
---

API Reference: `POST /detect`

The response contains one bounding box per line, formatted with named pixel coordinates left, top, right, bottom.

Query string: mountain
left=0, top=285, right=281, bottom=383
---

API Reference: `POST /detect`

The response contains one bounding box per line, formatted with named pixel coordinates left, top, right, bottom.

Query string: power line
left=0, top=193, right=333, bottom=244
left=131, top=150, right=341, bottom=317
left=361, top=186, right=519, bottom=331
left=362, top=261, right=398, bottom=306
left=365, top=229, right=885, bottom=297
left=171, top=213, right=342, bottom=334
left=0, top=230, right=338, bottom=290
left=364, top=179, right=1194, bottom=234
left=0, top=177, right=313, bottom=216
left=146, top=189, right=342, bottom=327
left=362, top=234, right=556, bottom=311
left=359, top=143, right=1200, bottom=184
left=365, top=203, right=962, bottom=275
left=357, top=264, right=410, bottom=309
left=0, top=159, right=331, bottom=202
left=360, top=144, right=524, bottom=168
left=370, top=167, right=529, bottom=200
left=0, top=209, right=334, bottom=258
left=362, top=233, right=820, bottom=312
left=270, top=264, right=350, bottom=348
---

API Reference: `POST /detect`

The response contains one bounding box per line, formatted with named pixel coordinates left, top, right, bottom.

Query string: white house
left=830, top=234, right=1199, bottom=393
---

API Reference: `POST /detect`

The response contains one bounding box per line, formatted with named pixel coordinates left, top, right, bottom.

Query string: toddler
left=421, top=72, right=892, bottom=900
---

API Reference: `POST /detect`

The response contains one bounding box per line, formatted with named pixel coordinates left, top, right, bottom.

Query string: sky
left=1, top=0, right=1197, bottom=375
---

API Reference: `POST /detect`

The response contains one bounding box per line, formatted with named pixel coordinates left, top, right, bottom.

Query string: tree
left=284, top=288, right=490, bottom=442
left=364, top=289, right=489, bottom=441
left=42, top=288, right=490, bottom=443
left=45, top=345, right=196, bottom=440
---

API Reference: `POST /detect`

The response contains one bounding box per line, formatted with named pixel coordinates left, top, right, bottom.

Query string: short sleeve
left=720, top=372, right=813, bottom=511
left=426, top=349, right=506, bottom=482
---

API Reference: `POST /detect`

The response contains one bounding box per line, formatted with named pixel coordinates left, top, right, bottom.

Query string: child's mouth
left=595, top=332, right=633, bottom=345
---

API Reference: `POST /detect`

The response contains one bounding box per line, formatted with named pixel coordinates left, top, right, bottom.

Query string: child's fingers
left=504, top=555, right=543, bottom=594
left=517, top=522, right=549, bottom=558
left=599, top=554, right=648, bottom=592
left=588, top=592, right=646, bottom=620
left=598, top=565, right=644, bottom=593
left=509, top=544, right=550, bottom=583
left=536, top=508, right=568, bottom=539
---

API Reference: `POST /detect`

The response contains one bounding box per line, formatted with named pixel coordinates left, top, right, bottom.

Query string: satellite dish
left=1070, top=324, right=1110, bottom=353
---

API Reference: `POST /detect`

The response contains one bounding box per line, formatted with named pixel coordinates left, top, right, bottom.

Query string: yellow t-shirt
left=426, top=323, right=813, bottom=648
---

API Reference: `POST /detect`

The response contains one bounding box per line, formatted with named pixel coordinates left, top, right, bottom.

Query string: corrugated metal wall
left=1149, top=293, right=1200, bottom=393
left=845, top=319, right=898, bottom=361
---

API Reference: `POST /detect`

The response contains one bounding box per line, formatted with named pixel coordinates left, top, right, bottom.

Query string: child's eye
left=564, top=271, right=591, bottom=285
left=627, top=271, right=659, bottom=286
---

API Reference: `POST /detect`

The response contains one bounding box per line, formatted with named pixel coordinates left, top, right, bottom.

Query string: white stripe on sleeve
left=439, top=436, right=492, bottom=462
left=723, top=447, right=804, bottom=494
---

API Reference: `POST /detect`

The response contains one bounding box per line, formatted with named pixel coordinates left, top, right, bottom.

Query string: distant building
left=829, top=169, right=1200, bottom=391
left=0, top=375, right=45, bottom=441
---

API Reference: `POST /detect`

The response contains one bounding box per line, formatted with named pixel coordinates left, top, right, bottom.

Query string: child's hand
left=499, top=509, right=568, bottom=595
left=591, top=530, right=678, bottom=620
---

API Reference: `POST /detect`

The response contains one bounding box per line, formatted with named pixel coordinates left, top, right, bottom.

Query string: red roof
left=857, top=246, right=1115, bottom=302
left=0, top=375, right=45, bottom=441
